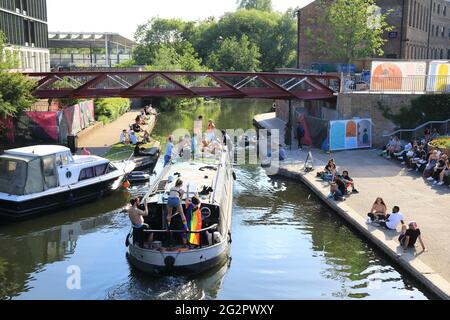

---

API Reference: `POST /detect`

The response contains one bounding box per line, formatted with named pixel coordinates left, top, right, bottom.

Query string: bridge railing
left=343, top=75, right=450, bottom=94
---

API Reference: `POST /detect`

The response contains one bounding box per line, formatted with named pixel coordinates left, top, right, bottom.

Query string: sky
left=47, top=0, right=314, bottom=40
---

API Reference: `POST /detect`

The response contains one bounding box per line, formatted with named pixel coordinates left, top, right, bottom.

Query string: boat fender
left=66, top=171, right=72, bottom=179
left=228, top=231, right=232, bottom=244
left=164, top=256, right=176, bottom=268
left=232, top=171, right=237, bottom=181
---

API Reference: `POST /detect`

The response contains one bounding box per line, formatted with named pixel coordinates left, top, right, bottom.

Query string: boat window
left=0, top=158, right=27, bottom=195
left=106, top=163, right=117, bottom=174
left=42, top=156, right=58, bottom=189
left=94, top=164, right=108, bottom=176
left=79, top=167, right=95, bottom=181
left=60, top=154, right=70, bottom=166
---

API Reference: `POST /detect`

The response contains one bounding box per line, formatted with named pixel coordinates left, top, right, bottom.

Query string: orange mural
left=346, top=121, right=357, bottom=137
left=371, top=63, right=403, bottom=90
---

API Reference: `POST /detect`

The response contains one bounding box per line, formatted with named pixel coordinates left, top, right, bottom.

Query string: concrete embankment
left=255, top=115, right=450, bottom=300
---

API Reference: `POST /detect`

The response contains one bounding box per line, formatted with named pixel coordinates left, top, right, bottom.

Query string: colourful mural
left=370, top=61, right=427, bottom=92
left=330, top=119, right=372, bottom=151
left=427, top=61, right=450, bottom=92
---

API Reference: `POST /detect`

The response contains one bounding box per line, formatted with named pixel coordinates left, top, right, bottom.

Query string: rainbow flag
left=188, top=207, right=202, bottom=246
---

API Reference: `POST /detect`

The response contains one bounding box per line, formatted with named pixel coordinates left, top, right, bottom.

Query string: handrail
left=383, top=118, right=450, bottom=137
left=143, top=224, right=218, bottom=234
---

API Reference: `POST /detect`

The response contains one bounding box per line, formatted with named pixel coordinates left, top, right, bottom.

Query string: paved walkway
left=255, top=115, right=450, bottom=299
left=78, top=111, right=156, bottom=156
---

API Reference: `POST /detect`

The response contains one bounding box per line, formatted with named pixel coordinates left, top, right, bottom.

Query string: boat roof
left=5, top=145, right=71, bottom=157
left=0, top=153, right=38, bottom=163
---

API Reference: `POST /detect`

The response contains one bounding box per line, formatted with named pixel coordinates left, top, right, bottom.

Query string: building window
left=432, top=25, right=435, bottom=36
left=443, top=27, right=446, bottom=38
left=413, top=1, right=417, bottom=28
left=437, top=4, right=440, bottom=15
left=447, top=49, right=450, bottom=59
left=436, top=25, right=439, bottom=37
left=440, top=49, right=444, bottom=59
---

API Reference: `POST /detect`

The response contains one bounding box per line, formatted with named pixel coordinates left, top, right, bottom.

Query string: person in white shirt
left=380, top=206, right=405, bottom=231
left=120, top=130, right=128, bottom=144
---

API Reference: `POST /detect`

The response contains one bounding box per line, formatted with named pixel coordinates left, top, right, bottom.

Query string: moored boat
left=126, top=147, right=234, bottom=275
left=0, top=145, right=135, bottom=220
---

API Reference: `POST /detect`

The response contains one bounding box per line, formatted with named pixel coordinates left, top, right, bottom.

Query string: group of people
left=119, top=113, right=152, bottom=146
left=368, top=198, right=426, bottom=252
left=163, top=117, right=223, bottom=167
left=318, top=159, right=359, bottom=201
left=127, top=179, right=203, bottom=248
left=382, top=132, right=450, bottom=187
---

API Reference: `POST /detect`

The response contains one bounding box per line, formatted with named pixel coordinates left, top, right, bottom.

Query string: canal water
left=0, top=100, right=432, bottom=300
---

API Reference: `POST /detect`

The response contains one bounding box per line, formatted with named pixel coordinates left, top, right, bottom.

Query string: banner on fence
left=427, top=61, right=450, bottom=92
left=370, top=61, right=427, bottom=92
left=329, top=119, right=372, bottom=151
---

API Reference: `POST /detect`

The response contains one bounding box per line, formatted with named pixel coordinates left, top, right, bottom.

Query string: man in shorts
left=128, top=197, right=153, bottom=247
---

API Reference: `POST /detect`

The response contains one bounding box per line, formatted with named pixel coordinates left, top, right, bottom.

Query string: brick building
left=299, top=0, right=450, bottom=66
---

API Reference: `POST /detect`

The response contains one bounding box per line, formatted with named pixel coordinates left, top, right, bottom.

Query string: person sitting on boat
left=178, top=134, right=192, bottom=158
left=164, top=135, right=175, bottom=167
left=206, top=119, right=216, bottom=142
left=128, top=197, right=153, bottom=248
left=167, top=179, right=189, bottom=246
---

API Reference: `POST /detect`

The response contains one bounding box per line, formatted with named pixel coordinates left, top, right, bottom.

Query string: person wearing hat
left=398, top=221, right=427, bottom=252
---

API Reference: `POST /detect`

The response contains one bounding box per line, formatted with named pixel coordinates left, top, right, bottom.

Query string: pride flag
left=188, top=207, right=202, bottom=246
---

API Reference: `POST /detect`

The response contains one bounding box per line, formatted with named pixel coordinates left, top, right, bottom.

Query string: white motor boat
left=0, top=145, right=135, bottom=220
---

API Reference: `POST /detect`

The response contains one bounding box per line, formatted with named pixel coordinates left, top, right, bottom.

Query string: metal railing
left=343, top=75, right=450, bottom=94
left=383, top=119, right=450, bottom=141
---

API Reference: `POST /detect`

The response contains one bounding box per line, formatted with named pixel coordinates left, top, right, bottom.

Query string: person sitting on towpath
left=340, top=170, right=359, bottom=194
left=128, top=197, right=153, bottom=248
left=399, top=221, right=427, bottom=252
left=368, top=197, right=388, bottom=222
left=329, top=182, right=345, bottom=202
left=379, top=206, right=405, bottom=231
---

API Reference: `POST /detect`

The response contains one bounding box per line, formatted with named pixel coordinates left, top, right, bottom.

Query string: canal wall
left=337, top=93, right=422, bottom=147
left=275, top=93, right=421, bottom=148
left=254, top=113, right=450, bottom=299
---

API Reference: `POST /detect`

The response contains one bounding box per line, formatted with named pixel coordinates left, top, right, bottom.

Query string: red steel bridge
left=25, top=71, right=340, bottom=101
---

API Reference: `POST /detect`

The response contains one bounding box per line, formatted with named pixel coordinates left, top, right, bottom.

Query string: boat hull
left=127, top=236, right=231, bottom=276
left=0, top=176, right=124, bottom=221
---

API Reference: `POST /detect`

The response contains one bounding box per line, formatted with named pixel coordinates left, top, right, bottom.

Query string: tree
left=237, top=0, right=272, bottom=12
left=306, top=0, right=393, bottom=64
left=0, top=32, right=36, bottom=119
left=207, top=35, right=261, bottom=71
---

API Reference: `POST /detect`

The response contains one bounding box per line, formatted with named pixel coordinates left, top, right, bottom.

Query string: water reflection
left=0, top=190, right=129, bottom=300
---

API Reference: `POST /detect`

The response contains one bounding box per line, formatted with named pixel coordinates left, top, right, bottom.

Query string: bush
left=94, top=98, right=131, bottom=124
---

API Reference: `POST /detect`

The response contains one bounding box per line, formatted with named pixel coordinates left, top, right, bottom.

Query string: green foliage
left=51, top=78, right=82, bottom=107
left=237, top=0, right=272, bottom=12
left=307, top=0, right=393, bottom=64
left=94, top=98, right=131, bottom=124
left=207, top=35, right=261, bottom=71
left=0, top=31, right=36, bottom=123
left=378, top=94, right=450, bottom=129
left=115, top=59, right=137, bottom=68
left=133, top=8, right=297, bottom=72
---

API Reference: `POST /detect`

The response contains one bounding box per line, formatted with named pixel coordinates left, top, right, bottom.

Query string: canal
left=0, top=100, right=433, bottom=300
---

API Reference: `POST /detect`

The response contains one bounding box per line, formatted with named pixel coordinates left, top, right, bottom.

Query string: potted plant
left=428, top=137, right=450, bottom=157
